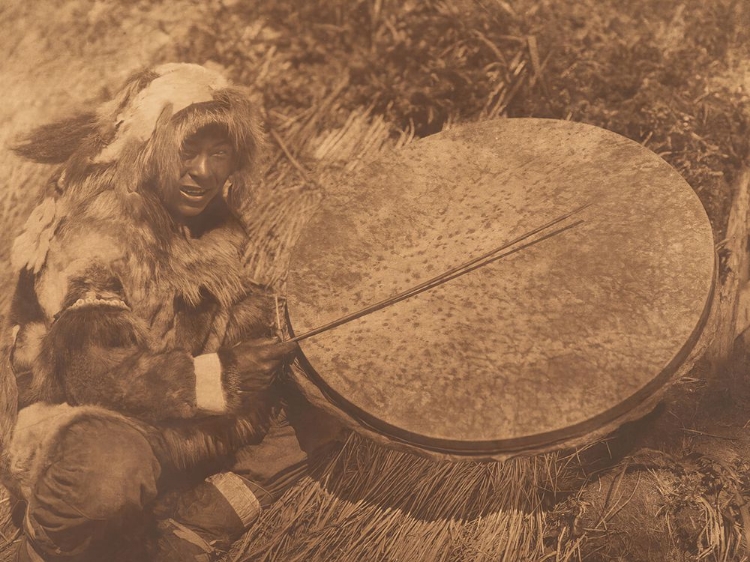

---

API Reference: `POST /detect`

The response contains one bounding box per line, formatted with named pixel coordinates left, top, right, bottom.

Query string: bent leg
left=231, top=385, right=347, bottom=506
left=23, top=417, right=160, bottom=561
left=152, top=385, right=347, bottom=561
left=155, top=419, right=306, bottom=561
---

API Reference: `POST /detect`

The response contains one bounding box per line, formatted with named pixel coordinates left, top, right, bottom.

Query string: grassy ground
left=201, top=0, right=749, bottom=236
left=2, top=0, right=750, bottom=560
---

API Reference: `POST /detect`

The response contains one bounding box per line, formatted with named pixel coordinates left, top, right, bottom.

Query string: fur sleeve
left=222, top=282, right=280, bottom=346
left=27, top=225, right=203, bottom=422
left=39, top=305, right=199, bottom=422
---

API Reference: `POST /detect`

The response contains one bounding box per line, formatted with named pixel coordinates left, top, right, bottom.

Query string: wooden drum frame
left=285, top=118, right=716, bottom=460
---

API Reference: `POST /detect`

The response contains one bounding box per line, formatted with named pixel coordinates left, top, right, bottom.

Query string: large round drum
left=286, top=118, right=715, bottom=459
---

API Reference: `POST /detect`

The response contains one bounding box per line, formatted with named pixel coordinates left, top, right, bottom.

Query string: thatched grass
left=2, top=0, right=750, bottom=561
left=233, top=434, right=556, bottom=562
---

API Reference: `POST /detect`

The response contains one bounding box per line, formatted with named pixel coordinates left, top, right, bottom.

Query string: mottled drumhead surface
left=286, top=118, right=715, bottom=456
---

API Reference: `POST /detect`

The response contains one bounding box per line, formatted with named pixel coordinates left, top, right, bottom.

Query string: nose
left=184, top=153, right=209, bottom=180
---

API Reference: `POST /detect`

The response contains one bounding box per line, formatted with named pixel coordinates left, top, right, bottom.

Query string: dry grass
left=1, top=0, right=750, bottom=561
left=231, top=434, right=558, bottom=562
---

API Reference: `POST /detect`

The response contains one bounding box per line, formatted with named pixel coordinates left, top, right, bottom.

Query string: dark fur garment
left=3, top=63, right=281, bottom=479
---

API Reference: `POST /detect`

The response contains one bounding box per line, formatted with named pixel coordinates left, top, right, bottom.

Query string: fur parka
left=2, top=63, right=280, bottom=497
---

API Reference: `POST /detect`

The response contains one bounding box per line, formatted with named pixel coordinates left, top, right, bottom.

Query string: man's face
left=166, top=123, right=237, bottom=220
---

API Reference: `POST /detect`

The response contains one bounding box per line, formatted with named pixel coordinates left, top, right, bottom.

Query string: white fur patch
left=95, top=64, right=229, bottom=163
left=11, top=322, right=46, bottom=369
left=194, top=353, right=227, bottom=413
left=11, top=197, right=59, bottom=274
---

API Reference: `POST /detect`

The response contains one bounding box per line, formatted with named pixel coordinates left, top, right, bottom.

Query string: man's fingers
left=236, top=337, right=277, bottom=348
left=254, top=341, right=300, bottom=360
left=234, top=341, right=300, bottom=389
left=274, top=341, right=300, bottom=357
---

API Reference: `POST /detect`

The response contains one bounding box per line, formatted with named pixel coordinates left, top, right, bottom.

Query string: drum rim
left=286, top=118, right=717, bottom=455
left=288, top=258, right=715, bottom=456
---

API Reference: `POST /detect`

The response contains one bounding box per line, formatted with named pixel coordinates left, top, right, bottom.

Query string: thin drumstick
left=404, top=219, right=583, bottom=299
left=288, top=203, right=591, bottom=343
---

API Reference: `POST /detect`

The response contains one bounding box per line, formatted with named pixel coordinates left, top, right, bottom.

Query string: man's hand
left=210, top=338, right=299, bottom=416
left=226, top=338, right=299, bottom=391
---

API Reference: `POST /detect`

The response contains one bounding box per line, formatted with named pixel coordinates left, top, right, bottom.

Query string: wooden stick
left=288, top=204, right=590, bottom=343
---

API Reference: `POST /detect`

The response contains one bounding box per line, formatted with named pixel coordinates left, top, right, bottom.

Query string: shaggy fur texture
left=3, top=63, right=280, bottom=487
left=11, top=64, right=263, bottom=223
left=11, top=112, right=101, bottom=165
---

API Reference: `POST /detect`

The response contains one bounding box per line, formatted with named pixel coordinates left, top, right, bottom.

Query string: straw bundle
left=234, top=434, right=554, bottom=562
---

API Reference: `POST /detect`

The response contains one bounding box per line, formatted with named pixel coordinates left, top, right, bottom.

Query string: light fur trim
left=194, top=353, right=227, bottom=413
left=94, top=64, right=228, bottom=164
left=11, top=197, right=60, bottom=274
left=10, top=322, right=46, bottom=371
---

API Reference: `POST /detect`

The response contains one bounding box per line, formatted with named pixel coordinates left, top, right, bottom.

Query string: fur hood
left=11, top=63, right=267, bottom=312
left=1, top=64, right=271, bottom=482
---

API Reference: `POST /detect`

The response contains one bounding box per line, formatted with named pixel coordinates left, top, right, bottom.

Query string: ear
left=222, top=177, right=234, bottom=199
left=224, top=171, right=252, bottom=214
left=12, top=69, right=160, bottom=166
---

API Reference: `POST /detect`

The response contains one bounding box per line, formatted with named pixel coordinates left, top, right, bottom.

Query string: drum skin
left=286, top=118, right=715, bottom=459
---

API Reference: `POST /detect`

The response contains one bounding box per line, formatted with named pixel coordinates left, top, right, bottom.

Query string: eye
left=212, top=146, right=232, bottom=158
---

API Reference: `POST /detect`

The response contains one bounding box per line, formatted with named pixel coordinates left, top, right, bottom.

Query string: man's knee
left=38, top=417, right=160, bottom=518
left=26, top=417, right=160, bottom=557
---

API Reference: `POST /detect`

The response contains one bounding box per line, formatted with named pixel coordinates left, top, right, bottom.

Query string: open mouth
left=180, top=186, right=210, bottom=199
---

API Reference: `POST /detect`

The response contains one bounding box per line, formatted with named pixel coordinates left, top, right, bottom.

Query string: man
left=2, top=63, right=341, bottom=561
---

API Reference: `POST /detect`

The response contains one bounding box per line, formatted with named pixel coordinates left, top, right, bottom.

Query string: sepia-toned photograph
left=0, top=0, right=749, bottom=560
